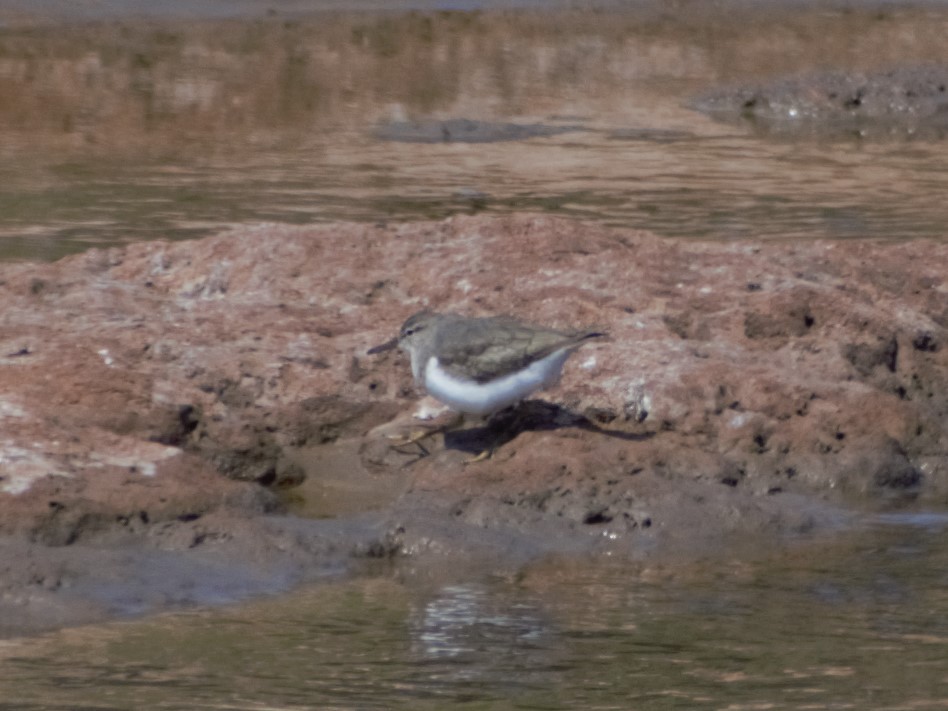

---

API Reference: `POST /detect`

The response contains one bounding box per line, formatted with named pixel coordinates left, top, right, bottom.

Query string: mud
left=0, top=213, right=945, bottom=636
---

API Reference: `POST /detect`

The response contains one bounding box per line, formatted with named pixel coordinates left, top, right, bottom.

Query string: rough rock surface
left=691, top=64, right=948, bottom=138
left=1, top=213, right=946, bottom=634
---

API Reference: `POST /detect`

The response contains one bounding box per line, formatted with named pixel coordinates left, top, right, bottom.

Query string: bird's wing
left=435, top=317, right=598, bottom=383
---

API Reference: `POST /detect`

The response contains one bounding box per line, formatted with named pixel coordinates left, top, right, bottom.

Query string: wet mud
left=0, top=213, right=945, bottom=636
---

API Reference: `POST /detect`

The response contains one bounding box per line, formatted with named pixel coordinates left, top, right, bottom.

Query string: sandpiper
left=368, top=310, right=605, bottom=459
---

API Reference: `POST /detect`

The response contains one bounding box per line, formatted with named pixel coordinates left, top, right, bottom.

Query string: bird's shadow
left=442, top=399, right=654, bottom=456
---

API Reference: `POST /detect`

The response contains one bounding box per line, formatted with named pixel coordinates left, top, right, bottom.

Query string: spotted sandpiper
left=368, top=310, right=605, bottom=459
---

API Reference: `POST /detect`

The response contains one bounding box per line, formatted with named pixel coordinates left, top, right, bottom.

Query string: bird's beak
left=367, top=336, right=398, bottom=355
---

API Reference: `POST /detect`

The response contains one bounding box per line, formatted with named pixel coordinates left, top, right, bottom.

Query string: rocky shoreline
left=1, top=213, right=945, bottom=636
left=691, top=64, right=948, bottom=139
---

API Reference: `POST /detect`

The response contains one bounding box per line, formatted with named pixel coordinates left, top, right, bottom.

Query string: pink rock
left=0, top=214, right=944, bottom=587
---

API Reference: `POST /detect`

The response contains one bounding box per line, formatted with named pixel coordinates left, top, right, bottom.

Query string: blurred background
left=3, top=0, right=948, bottom=260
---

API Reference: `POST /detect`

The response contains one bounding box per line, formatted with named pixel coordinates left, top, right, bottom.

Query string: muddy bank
left=691, top=64, right=948, bottom=139
left=1, top=213, right=946, bottom=635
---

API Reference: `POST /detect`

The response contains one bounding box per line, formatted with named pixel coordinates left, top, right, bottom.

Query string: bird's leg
left=387, top=427, right=434, bottom=447
left=388, top=432, right=430, bottom=458
left=463, top=446, right=494, bottom=464
left=462, top=405, right=523, bottom=464
left=387, top=412, right=464, bottom=453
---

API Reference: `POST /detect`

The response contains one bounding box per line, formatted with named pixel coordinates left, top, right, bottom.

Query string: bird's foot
left=463, top=447, right=494, bottom=465
left=386, top=429, right=436, bottom=458
left=385, top=412, right=464, bottom=455
left=386, top=428, right=435, bottom=447
left=459, top=404, right=528, bottom=463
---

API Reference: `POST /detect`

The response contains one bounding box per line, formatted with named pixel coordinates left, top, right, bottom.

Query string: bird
left=368, top=310, right=605, bottom=460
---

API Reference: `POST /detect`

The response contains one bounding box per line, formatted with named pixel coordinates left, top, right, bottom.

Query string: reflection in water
left=405, top=582, right=560, bottom=702
left=411, top=583, right=547, bottom=659
left=2, top=7, right=948, bottom=260
left=2, top=518, right=948, bottom=709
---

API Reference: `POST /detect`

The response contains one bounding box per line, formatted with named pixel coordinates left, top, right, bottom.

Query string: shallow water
left=2, top=513, right=947, bottom=709
left=3, top=3, right=948, bottom=260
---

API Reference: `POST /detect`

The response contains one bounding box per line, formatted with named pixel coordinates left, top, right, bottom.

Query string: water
left=2, top=515, right=947, bottom=709
left=2, top=5, right=948, bottom=260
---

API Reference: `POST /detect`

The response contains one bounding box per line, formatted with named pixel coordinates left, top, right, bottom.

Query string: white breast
left=423, top=349, right=572, bottom=416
